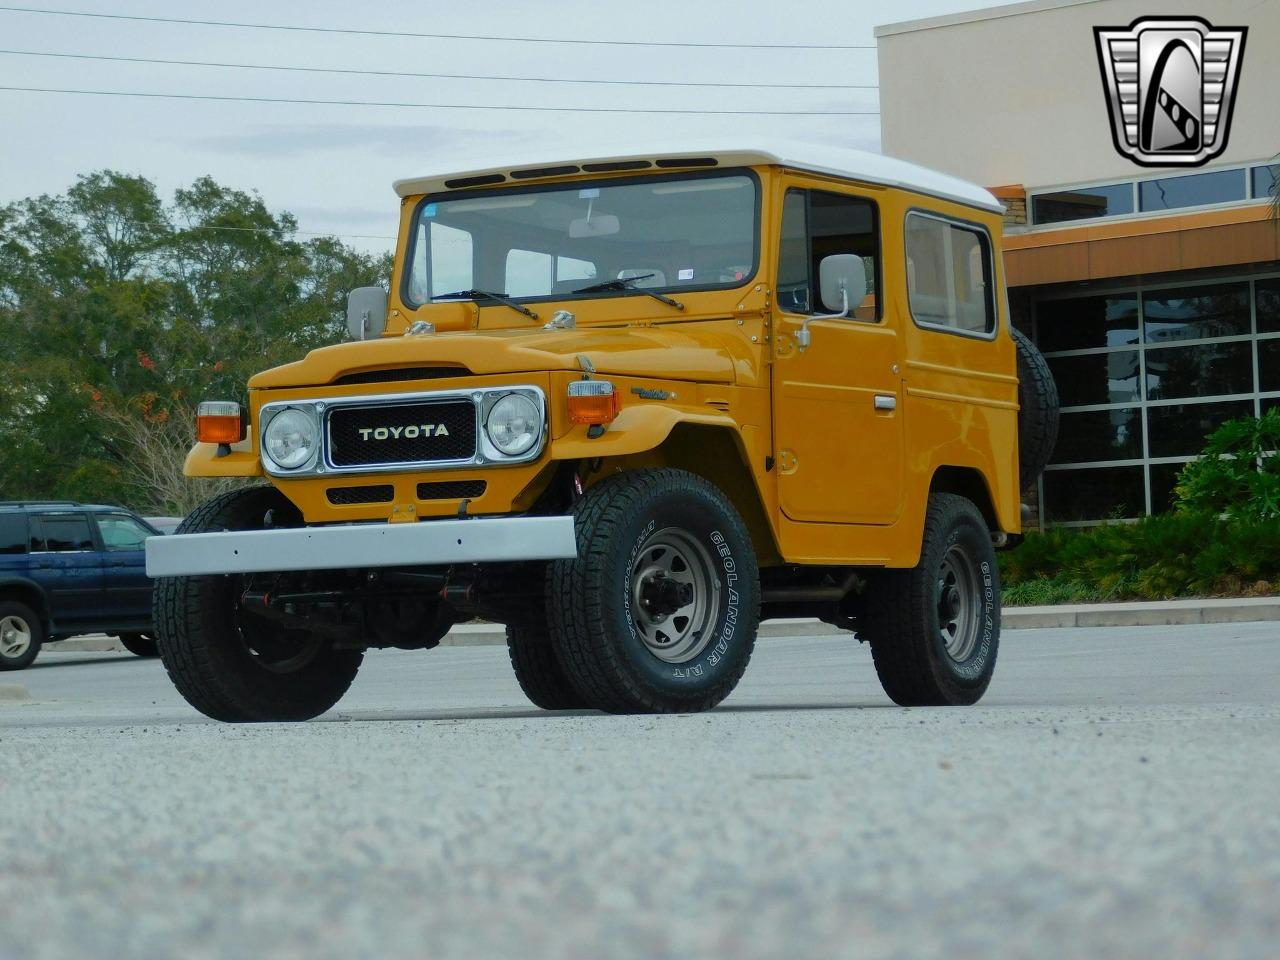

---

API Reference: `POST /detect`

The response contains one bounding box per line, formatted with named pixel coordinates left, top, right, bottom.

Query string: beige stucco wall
left=876, top=0, right=1278, bottom=189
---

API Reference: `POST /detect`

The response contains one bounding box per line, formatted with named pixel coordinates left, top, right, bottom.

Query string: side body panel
left=767, top=171, right=1020, bottom=568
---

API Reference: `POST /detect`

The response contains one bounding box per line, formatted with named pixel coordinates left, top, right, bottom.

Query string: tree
left=0, top=171, right=390, bottom=513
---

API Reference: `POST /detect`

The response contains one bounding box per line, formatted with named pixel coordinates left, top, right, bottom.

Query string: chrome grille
left=327, top=400, right=477, bottom=468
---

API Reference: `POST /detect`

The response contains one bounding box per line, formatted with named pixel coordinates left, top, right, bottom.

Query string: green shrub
left=1001, top=412, right=1280, bottom=603
left=1001, top=512, right=1280, bottom=601
left=1175, top=409, right=1280, bottom=521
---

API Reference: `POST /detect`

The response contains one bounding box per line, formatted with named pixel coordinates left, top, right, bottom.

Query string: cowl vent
left=333, top=367, right=469, bottom=386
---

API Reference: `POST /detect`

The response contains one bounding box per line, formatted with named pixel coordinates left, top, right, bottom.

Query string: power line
left=0, top=5, right=878, bottom=50
left=0, top=48, right=878, bottom=90
left=0, top=85, right=881, bottom=116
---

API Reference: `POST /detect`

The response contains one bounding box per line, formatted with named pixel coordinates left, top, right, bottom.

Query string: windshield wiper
left=432, top=289, right=538, bottom=321
left=572, top=275, right=685, bottom=311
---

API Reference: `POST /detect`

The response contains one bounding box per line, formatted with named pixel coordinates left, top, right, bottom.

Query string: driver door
left=772, top=186, right=905, bottom=525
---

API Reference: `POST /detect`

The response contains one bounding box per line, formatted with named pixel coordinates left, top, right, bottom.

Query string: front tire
left=153, top=486, right=363, bottom=722
left=0, top=601, right=43, bottom=671
left=506, top=612, right=586, bottom=710
left=548, top=469, right=760, bottom=714
left=861, top=494, right=1000, bottom=706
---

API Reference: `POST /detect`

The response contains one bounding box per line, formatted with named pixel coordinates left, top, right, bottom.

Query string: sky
left=0, top=0, right=1022, bottom=256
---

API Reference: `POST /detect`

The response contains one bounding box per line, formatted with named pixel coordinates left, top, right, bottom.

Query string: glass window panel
left=1145, top=340, right=1253, bottom=400
left=1257, top=338, right=1280, bottom=392
left=1257, top=279, right=1280, bottom=335
left=406, top=173, right=757, bottom=308
left=1139, top=169, right=1246, bottom=212
left=555, top=255, right=596, bottom=284
left=1252, top=165, right=1278, bottom=202
left=1263, top=396, right=1280, bottom=417
left=1148, top=462, right=1191, bottom=514
left=1048, top=351, right=1140, bottom=407
left=1036, top=294, right=1139, bottom=352
left=32, top=515, right=94, bottom=552
left=1051, top=408, right=1143, bottom=464
left=504, top=248, right=553, bottom=297
left=97, top=515, right=152, bottom=551
left=0, top=514, right=26, bottom=554
left=906, top=214, right=993, bottom=334
left=1147, top=399, right=1254, bottom=458
left=1031, top=184, right=1133, bottom=224
left=1142, top=282, right=1250, bottom=343
left=1043, top=467, right=1145, bottom=523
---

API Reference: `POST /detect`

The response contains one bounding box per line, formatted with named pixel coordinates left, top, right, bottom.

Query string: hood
left=249, top=326, right=746, bottom=390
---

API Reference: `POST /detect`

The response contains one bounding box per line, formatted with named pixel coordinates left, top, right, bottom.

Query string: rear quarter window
left=0, top=514, right=27, bottom=555
left=905, top=212, right=996, bottom=338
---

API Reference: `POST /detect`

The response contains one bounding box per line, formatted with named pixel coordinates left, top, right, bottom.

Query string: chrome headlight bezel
left=483, top=392, right=542, bottom=459
left=260, top=405, right=322, bottom=473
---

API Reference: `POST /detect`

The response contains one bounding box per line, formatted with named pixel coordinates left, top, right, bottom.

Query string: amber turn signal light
left=567, top=380, right=620, bottom=425
left=197, top=400, right=245, bottom=444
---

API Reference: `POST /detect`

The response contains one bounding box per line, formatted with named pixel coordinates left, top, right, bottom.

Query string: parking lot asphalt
left=3, top=623, right=1279, bottom=960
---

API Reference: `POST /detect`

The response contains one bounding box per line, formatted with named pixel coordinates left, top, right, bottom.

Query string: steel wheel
left=630, top=526, right=719, bottom=664
left=938, top=543, right=982, bottom=662
left=0, top=614, right=33, bottom=660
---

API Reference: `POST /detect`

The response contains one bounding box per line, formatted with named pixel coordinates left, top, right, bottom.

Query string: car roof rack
left=0, top=500, right=82, bottom=507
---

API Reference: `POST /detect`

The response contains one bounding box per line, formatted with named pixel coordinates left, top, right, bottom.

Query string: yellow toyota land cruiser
left=146, top=141, right=1059, bottom=722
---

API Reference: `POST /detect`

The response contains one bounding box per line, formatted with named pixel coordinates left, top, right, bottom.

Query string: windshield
left=403, top=171, right=759, bottom=308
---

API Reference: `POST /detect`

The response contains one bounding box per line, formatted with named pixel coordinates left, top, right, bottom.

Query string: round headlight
left=485, top=393, right=540, bottom=458
left=262, top=408, right=318, bottom=470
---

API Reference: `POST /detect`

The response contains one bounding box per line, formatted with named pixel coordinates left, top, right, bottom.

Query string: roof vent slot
left=655, top=157, right=718, bottom=168
left=444, top=173, right=506, bottom=189
left=510, top=165, right=581, bottom=180
left=581, top=160, right=652, bottom=173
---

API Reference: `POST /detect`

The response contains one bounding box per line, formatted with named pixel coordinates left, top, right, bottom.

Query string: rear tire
left=862, top=494, right=1000, bottom=706
left=154, top=486, right=363, bottom=722
left=506, top=613, right=586, bottom=710
left=548, top=468, right=759, bottom=714
left=1013, top=327, right=1060, bottom=490
left=0, top=601, right=43, bottom=671
left=118, top=633, right=159, bottom=657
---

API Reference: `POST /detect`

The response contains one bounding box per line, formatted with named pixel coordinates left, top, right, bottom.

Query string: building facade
left=877, top=0, right=1279, bottom=526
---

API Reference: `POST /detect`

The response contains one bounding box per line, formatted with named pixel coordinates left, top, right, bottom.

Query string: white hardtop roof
left=392, top=139, right=1002, bottom=213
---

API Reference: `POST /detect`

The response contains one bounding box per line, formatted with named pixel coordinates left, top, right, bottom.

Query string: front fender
left=183, top=433, right=263, bottom=478
left=551, top=403, right=738, bottom=460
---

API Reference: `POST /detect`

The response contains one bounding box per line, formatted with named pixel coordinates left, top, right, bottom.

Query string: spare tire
left=1013, top=327, right=1060, bottom=490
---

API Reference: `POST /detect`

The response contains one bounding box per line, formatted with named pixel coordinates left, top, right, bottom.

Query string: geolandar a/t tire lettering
left=861, top=493, right=1001, bottom=706
left=548, top=468, right=760, bottom=714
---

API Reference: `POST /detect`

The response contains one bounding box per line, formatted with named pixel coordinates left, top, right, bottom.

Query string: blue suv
left=0, top=502, right=162, bottom=670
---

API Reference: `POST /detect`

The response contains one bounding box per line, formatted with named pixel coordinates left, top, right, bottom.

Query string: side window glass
left=556, top=256, right=596, bottom=285
left=0, top=514, right=26, bottom=555
left=777, top=190, right=810, bottom=314
left=776, top=188, right=880, bottom=320
left=32, top=515, right=95, bottom=552
left=505, top=249, right=553, bottom=297
left=98, top=515, right=152, bottom=551
left=905, top=213, right=995, bottom=335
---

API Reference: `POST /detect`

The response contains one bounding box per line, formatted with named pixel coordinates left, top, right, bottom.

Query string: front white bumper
left=145, top=516, right=578, bottom=577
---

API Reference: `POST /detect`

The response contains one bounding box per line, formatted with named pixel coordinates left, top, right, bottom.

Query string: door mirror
left=346, top=286, right=388, bottom=340
left=819, top=254, right=867, bottom=313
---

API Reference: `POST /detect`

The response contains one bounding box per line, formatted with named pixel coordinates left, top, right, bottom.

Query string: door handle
left=873, top=394, right=897, bottom=411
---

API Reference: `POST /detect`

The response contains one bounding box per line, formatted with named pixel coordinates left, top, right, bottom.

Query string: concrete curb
left=39, top=597, right=1280, bottom=654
